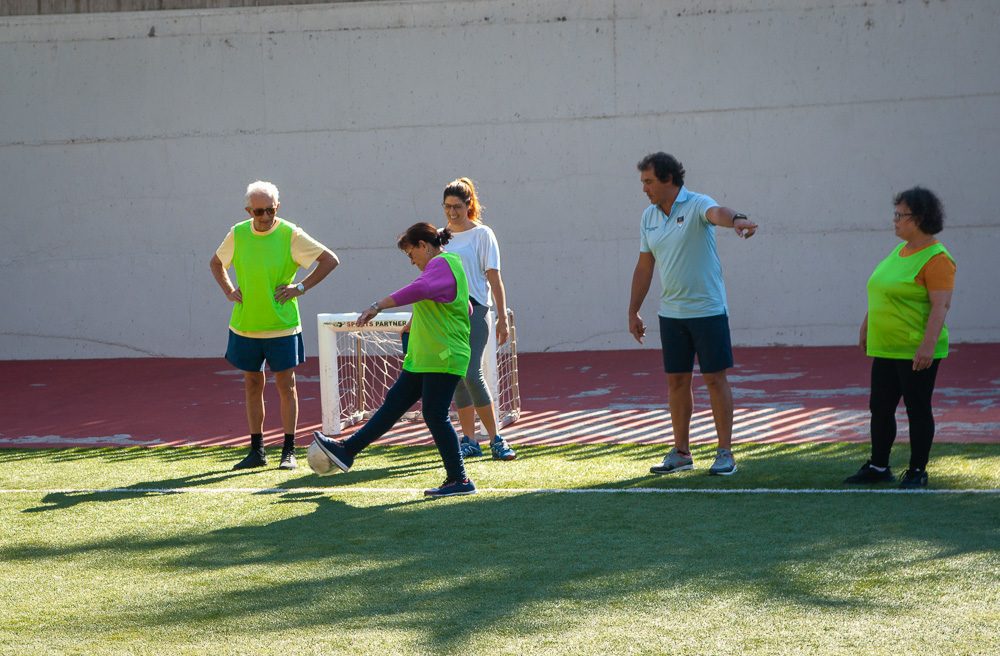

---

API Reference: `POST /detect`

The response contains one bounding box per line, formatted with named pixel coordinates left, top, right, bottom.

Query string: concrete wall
left=1, top=1, right=352, bottom=18
left=1, top=0, right=998, bottom=359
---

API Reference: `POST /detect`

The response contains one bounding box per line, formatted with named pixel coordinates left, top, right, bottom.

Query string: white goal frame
left=317, top=309, right=521, bottom=435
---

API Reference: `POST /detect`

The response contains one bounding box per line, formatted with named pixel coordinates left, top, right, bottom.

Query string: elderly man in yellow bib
left=845, top=187, right=956, bottom=489
left=209, top=180, right=339, bottom=471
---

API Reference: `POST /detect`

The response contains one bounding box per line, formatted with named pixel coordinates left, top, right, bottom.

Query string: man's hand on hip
left=274, top=284, right=303, bottom=305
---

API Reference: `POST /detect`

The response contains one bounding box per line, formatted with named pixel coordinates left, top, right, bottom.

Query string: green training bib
left=866, top=242, right=953, bottom=359
left=230, top=219, right=302, bottom=333
left=404, top=252, right=472, bottom=376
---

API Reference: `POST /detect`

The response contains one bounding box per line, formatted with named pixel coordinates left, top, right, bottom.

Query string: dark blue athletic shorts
left=658, top=314, right=734, bottom=374
left=225, top=331, right=305, bottom=373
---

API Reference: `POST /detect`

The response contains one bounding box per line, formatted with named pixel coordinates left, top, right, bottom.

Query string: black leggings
left=343, top=369, right=467, bottom=482
left=869, top=357, right=941, bottom=470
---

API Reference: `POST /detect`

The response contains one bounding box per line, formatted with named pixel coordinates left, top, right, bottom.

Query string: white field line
left=0, top=487, right=996, bottom=496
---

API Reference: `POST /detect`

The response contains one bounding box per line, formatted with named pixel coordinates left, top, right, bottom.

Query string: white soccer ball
left=307, top=440, right=336, bottom=476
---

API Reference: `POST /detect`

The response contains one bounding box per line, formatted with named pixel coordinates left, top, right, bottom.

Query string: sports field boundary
left=4, top=345, right=999, bottom=449
left=2, top=486, right=997, bottom=496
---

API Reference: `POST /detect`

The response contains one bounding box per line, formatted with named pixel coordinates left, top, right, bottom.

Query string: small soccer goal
left=317, top=309, right=521, bottom=435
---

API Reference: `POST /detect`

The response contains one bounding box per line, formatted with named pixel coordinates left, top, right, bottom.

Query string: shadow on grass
left=4, top=444, right=1000, bottom=653
left=518, top=442, right=998, bottom=489
left=5, top=475, right=999, bottom=651
left=20, top=468, right=266, bottom=512
left=16, top=447, right=445, bottom=513
left=0, top=446, right=234, bottom=465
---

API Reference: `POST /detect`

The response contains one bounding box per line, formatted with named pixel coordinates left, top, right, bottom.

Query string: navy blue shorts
left=658, top=314, right=734, bottom=374
left=225, top=331, right=305, bottom=373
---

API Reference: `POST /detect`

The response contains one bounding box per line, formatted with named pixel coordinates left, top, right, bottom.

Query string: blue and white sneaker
left=424, top=478, right=477, bottom=498
left=490, top=436, right=516, bottom=461
left=312, top=431, right=354, bottom=473
left=459, top=436, right=484, bottom=458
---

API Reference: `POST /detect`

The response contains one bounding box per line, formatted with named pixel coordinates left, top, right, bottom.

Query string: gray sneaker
left=650, top=447, right=694, bottom=475
left=709, top=448, right=737, bottom=476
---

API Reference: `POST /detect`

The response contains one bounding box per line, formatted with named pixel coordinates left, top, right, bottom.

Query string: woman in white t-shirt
left=441, top=177, right=516, bottom=460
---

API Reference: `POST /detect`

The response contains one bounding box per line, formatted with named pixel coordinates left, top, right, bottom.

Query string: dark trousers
left=869, top=357, right=941, bottom=470
left=343, top=369, right=467, bottom=482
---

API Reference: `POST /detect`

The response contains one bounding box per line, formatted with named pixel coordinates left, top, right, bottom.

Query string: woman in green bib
left=311, top=223, right=476, bottom=498
left=845, top=187, right=956, bottom=489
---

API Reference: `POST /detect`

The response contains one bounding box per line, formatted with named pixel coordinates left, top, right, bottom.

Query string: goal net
left=317, top=309, right=521, bottom=435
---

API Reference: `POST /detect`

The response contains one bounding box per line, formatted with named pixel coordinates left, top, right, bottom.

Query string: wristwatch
left=733, top=213, right=749, bottom=223
left=295, top=282, right=306, bottom=294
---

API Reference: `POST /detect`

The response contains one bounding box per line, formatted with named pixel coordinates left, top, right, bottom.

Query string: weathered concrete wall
left=0, top=1, right=341, bottom=17
left=1, top=0, right=998, bottom=359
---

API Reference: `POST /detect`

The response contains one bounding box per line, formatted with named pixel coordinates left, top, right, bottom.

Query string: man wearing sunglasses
left=210, top=180, right=339, bottom=470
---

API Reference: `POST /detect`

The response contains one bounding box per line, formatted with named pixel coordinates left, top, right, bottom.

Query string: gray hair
left=245, top=180, right=280, bottom=205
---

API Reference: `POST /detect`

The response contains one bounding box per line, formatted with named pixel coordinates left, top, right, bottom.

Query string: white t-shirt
left=446, top=224, right=501, bottom=306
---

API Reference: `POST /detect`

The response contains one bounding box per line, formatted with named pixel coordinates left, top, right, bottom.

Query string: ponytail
left=397, top=222, right=452, bottom=250
left=443, top=177, right=484, bottom=223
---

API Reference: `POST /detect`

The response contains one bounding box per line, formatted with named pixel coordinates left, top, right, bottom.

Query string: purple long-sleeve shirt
left=390, top=256, right=470, bottom=313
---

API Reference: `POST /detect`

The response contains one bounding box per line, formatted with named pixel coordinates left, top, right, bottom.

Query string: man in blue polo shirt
left=628, top=152, right=758, bottom=476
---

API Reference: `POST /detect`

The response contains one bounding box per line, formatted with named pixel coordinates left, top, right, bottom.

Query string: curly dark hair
left=637, top=152, right=686, bottom=187
left=894, top=187, right=944, bottom=235
left=397, top=222, right=453, bottom=250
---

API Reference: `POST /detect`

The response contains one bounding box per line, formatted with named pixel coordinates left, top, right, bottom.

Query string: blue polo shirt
left=639, top=186, right=727, bottom=319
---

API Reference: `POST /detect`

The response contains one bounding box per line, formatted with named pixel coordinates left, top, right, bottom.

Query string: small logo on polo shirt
left=676, top=215, right=685, bottom=224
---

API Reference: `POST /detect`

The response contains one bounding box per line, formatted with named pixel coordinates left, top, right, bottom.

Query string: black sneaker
left=312, top=431, right=354, bottom=473
left=278, top=445, right=297, bottom=470
left=233, top=448, right=267, bottom=470
left=424, top=478, right=477, bottom=498
left=843, top=461, right=895, bottom=484
left=898, top=468, right=928, bottom=489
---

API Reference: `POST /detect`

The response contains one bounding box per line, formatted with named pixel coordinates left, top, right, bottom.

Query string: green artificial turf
left=1, top=443, right=998, bottom=656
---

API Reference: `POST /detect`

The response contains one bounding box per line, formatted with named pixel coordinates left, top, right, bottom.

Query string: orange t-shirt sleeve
left=916, top=253, right=956, bottom=291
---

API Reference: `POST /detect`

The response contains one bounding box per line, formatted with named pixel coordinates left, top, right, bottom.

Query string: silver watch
left=295, top=282, right=306, bottom=294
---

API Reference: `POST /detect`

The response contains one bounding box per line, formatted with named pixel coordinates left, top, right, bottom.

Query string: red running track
left=1, top=345, right=997, bottom=449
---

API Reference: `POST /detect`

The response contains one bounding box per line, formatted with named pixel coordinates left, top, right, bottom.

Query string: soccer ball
left=307, top=440, right=336, bottom=476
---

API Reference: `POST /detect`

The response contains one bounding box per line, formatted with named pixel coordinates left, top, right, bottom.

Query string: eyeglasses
left=893, top=212, right=915, bottom=221
left=442, top=203, right=466, bottom=212
left=250, top=207, right=277, bottom=217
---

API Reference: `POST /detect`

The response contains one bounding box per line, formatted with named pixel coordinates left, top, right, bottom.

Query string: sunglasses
left=249, top=207, right=277, bottom=217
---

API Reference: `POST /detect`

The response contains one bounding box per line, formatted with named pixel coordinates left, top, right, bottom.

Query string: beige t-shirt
left=216, top=218, right=328, bottom=338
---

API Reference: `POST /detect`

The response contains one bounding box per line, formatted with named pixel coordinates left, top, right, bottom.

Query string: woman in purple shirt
left=311, top=223, right=476, bottom=498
